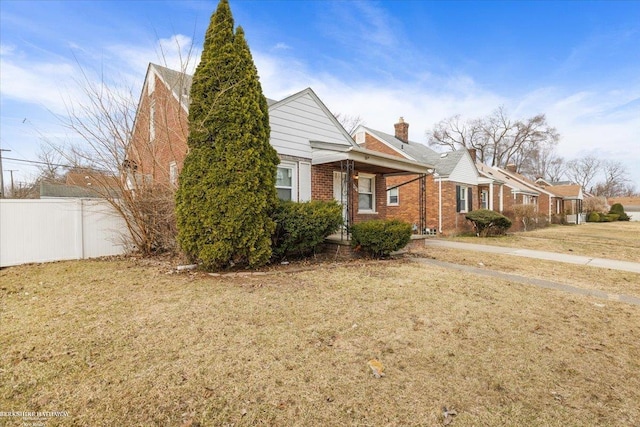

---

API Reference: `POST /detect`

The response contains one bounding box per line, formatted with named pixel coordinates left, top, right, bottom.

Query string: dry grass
left=2, top=258, right=639, bottom=426
left=412, top=247, right=640, bottom=300
left=450, top=221, right=640, bottom=262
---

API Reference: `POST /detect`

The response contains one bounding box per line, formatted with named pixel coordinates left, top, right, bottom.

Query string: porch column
left=489, top=182, right=494, bottom=210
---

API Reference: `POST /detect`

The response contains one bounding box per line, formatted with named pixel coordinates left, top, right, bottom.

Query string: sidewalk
left=423, top=240, right=640, bottom=274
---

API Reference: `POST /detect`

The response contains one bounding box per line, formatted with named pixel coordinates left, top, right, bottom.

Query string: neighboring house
left=40, top=170, right=121, bottom=199
left=535, top=179, right=585, bottom=224
left=607, top=197, right=640, bottom=221
left=354, top=118, right=478, bottom=235
left=127, top=64, right=430, bottom=235
left=476, top=162, right=539, bottom=213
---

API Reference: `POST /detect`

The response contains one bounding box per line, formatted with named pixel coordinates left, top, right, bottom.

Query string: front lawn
left=1, top=258, right=639, bottom=426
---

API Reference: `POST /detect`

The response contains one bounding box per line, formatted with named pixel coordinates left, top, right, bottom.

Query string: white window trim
left=387, top=187, right=399, bottom=206
left=358, top=173, right=376, bottom=213
left=276, top=162, right=297, bottom=202
left=459, top=185, right=468, bottom=213
left=481, top=190, right=488, bottom=209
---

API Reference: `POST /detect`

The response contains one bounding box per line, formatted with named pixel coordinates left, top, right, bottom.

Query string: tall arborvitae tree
left=175, top=0, right=278, bottom=269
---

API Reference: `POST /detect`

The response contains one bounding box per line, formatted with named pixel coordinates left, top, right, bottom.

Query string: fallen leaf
left=368, top=359, right=385, bottom=378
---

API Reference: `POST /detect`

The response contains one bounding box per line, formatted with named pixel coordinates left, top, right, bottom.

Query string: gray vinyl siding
left=269, top=92, right=352, bottom=159
left=449, top=153, right=479, bottom=185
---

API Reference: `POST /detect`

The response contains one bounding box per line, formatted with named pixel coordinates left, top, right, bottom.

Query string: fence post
left=76, top=199, right=85, bottom=259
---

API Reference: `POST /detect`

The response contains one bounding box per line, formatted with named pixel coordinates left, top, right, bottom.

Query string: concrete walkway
left=423, top=240, right=640, bottom=274
left=410, top=257, right=640, bottom=307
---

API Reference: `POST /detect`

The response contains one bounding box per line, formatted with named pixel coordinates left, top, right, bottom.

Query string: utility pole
left=6, top=170, right=17, bottom=198
left=0, top=148, right=10, bottom=199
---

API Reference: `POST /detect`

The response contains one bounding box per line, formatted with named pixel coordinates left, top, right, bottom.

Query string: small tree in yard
left=175, top=0, right=279, bottom=269
left=513, top=204, right=538, bottom=231
left=465, top=209, right=512, bottom=237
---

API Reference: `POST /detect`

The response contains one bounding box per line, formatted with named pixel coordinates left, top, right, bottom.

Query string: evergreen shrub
left=351, top=219, right=412, bottom=258
left=609, top=203, right=630, bottom=221
left=587, top=212, right=601, bottom=222
left=465, top=209, right=512, bottom=236
left=271, top=200, right=343, bottom=260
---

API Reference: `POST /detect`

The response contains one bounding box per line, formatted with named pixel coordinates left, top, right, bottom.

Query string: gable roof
left=499, top=168, right=559, bottom=198
left=269, top=87, right=357, bottom=148
left=476, top=164, right=539, bottom=196
left=356, top=126, right=468, bottom=178
left=148, top=63, right=193, bottom=110
left=551, top=184, right=583, bottom=200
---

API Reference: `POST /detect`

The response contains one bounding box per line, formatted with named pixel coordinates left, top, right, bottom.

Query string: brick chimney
left=468, top=148, right=477, bottom=163
left=394, top=117, right=409, bottom=143
left=506, top=163, right=517, bottom=173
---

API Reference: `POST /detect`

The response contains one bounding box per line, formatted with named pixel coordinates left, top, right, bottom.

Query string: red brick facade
left=129, top=73, right=189, bottom=187
left=426, top=178, right=477, bottom=235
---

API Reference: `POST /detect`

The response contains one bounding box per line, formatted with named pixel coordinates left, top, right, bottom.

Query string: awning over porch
left=310, top=141, right=433, bottom=175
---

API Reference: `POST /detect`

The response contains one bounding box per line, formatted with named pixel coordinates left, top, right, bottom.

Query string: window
left=169, top=161, right=178, bottom=187
left=149, top=100, right=156, bottom=141
left=358, top=174, right=375, bottom=212
left=456, top=185, right=472, bottom=213
left=387, top=187, right=399, bottom=206
left=276, top=166, right=293, bottom=201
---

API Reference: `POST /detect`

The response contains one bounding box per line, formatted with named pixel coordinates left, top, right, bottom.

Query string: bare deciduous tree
left=46, top=40, right=196, bottom=255
left=427, top=107, right=559, bottom=173
left=334, top=113, right=365, bottom=135
left=565, top=155, right=601, bottom=193
left=592, top=160, right=632, bottom=197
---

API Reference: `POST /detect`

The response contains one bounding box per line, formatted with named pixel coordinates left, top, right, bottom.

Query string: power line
left=3, top=156, right=75, bottom=168
left=2, top=156, right=112, bottom=174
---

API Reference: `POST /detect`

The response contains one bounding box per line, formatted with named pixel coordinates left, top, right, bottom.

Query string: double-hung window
left=456, top=185, right=472, bottom=213
left=358, top=174, right=375, bottom=212
left=387, top=187, right=399, bottom=206
left=276, top=166, right=294, bottom=201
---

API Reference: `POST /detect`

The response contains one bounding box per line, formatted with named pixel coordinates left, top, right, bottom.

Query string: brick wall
left=426, top=178, right=476, bottom=235
left=128, top=74, right=189, bottom=187
left=385, top=174, right=421, bottom=227
left=311, top=164, right=335, bottom=201
left=361, top=134, right=405, bottom=158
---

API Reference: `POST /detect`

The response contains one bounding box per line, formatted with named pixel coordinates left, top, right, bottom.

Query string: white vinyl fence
left=0, top=199, right=130, bottom=268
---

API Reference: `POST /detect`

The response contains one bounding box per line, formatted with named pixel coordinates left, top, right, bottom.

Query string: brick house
left=535, top=179, right=585, bottom=224
left=353, top=118, right=479, bottom=235
left=127, top=64, right=430, bottom=236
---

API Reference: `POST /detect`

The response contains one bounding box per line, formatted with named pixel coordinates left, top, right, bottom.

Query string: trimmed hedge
left=271, top=200, right=343, bottom=260
left=601, top=213, right=620, bottom=222
left=351, top=219, right=412, bottom=258
left=465, top=209, right=512, bottom=237
left=587, top=212, right=601, bottom=222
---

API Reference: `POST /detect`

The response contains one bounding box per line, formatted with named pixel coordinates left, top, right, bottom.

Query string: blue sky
left=1, top=0, right=639, bottom=190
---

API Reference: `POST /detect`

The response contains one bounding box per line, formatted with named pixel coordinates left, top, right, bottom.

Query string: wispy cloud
left=273, top=42, right=291, bottom=51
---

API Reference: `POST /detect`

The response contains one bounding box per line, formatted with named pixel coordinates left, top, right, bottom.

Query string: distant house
left=475, top=163, right=541, bottom=226
left=606, top=197, right=639, bottom=221
left=127, top=64, right=430, bottom=235
left=40, top=169, right=120, bottom=199
left=534, top=179, right=585, bottom=224
left=354, top=118, right=478, bottom=235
